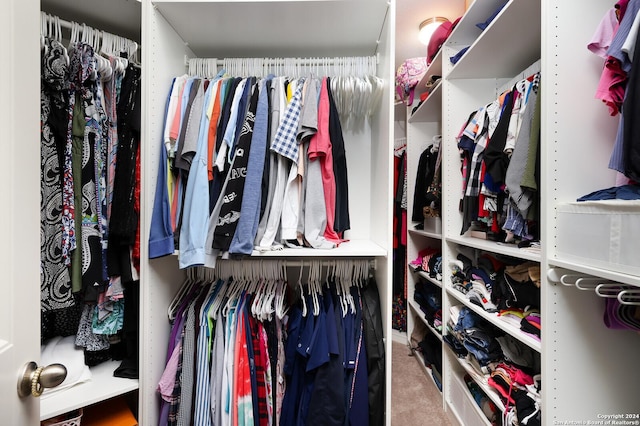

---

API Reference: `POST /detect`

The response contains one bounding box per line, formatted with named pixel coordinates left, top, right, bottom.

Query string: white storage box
left=555, top=201, right=640, bottom=275
left=423, top=217, right=442, bottom=234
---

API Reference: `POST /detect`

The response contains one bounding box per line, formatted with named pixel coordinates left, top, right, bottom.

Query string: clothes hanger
left=260, top=261, right=278, bottom=321
left=167, top=270, right=195, bottom=321
left=207, top=264, right=229, bottom=321
left=335, top=261, right=346, bottom=317
left=222, top=278, right=238, bottom=319
left=54, top=16, right=70, bottom=67
left=266, top=262, right=281, bottom=320
left=40, top=13, right=47, bottom=55
left=310, top=261, right=320, bottom=317
left=250, top=261, right=263, bottom=319
left=595, top=283, right=628, bottom=298
left=198, top=279, right=217, bottom=318
left=68, top=22, right=77, bottom=51
left=298, top=263, right=308, bottom=317
left=345, top=261, right=356, bottom=314
left=274, top=262, right=288, bottom=320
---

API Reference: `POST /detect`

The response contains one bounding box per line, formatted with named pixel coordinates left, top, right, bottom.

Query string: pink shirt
left=157, top=342, right=181, bottom=402
left=588, top=8, right=619, bottom=59
left=308, top=77, right=343, bottom=243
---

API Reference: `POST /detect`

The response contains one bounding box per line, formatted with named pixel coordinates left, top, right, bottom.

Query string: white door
left=0, top=0, right=43, bottom=423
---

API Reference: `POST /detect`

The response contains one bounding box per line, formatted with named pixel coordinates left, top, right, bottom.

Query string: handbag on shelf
left=395, top=57, right=428, bottom=106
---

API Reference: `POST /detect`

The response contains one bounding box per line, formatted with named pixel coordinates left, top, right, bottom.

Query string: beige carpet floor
left=391, top=340, right=455, bottom=425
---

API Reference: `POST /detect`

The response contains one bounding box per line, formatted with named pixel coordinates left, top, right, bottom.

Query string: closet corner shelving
left=406, top=0, right=640, bottom=424
left=406, top=0, right=544, bottom=424
left=440, top=0, right=542, bottom=423
left=140, top=1, right=395, bottom=425
left=40, top=361, right=139, bottom=420
left=37, top=0, right=143, bottom=421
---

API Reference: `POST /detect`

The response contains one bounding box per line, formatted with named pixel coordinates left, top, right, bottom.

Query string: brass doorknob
left=17, top=361, right=67, bottom=398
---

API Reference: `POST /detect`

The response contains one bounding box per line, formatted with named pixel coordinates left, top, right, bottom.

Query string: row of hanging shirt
left=456, top=70, right=541, bottom=246
left=40, top=12, right=142, bottom=369
left=149, top=57, right=384, bottom=269
left=157, top=259, right=385, bottom=426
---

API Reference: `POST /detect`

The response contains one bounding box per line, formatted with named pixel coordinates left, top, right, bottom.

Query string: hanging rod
left=183, top=55, right=379, bottom=67
left=184, top=55, right=380, bottom=79
left=211, top=258, right=377, bottom=270
left=40, top=12, right=139, bottom=53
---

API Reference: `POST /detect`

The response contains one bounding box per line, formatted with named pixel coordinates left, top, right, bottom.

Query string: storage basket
left=41, top=409, right=82, bottom=426
left=556, top=200, right=640, bottom=275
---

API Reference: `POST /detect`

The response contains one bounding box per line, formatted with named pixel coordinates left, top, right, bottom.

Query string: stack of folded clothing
left=414, top=280, right=442, bottom=331
left=520, top=311, right=541, bottom=338
left=432, top=309, right=443, bottom=333
left=495, top=334, right=540, bottom=373
left=461, top=327, right=504, bottom=370
left=497, top=307, right=541, bottom=340
left=449, top=253, right=541, bottom=317
left=493, top=263, right=541, bottom=311
left=409, top=247, right=443, bottom=281
left=446, top=306, right=504, bottom=369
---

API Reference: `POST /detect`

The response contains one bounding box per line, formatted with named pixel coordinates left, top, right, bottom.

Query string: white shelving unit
left=40, top=360, right=138, bottom=420
left=541, top=0, right=640, bottom=423
left=30, top=0, right=395, bottom=424
left=139, top=1, right=395, bottom=425
left=12, top=0, right=640, bottom=423
left=405, top=0, right=640, bottom=424
left=36, top=0, right=142, bottom=421
left=440, top=0, right=542, bottom=422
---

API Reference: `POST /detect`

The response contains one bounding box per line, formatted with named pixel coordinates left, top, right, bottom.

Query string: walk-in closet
left=3, top=0, right=640, bottom=424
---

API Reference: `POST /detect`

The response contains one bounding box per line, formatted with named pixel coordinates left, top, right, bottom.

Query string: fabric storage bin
left=555, top=201, right=640, bottom=275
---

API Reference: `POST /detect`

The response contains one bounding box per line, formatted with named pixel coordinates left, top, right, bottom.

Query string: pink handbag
left=395, top=57, right=428, bottom=105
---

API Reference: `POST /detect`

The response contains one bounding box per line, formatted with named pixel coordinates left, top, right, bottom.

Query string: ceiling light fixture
left=418, top=17, right=449, bottom=45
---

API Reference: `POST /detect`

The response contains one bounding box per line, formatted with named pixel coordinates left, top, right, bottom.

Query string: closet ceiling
left=41, top=0, right=142, bottom=42
left=152, top=1, right=389, bottom=58
left=41, top=0, right=458, bottom=72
